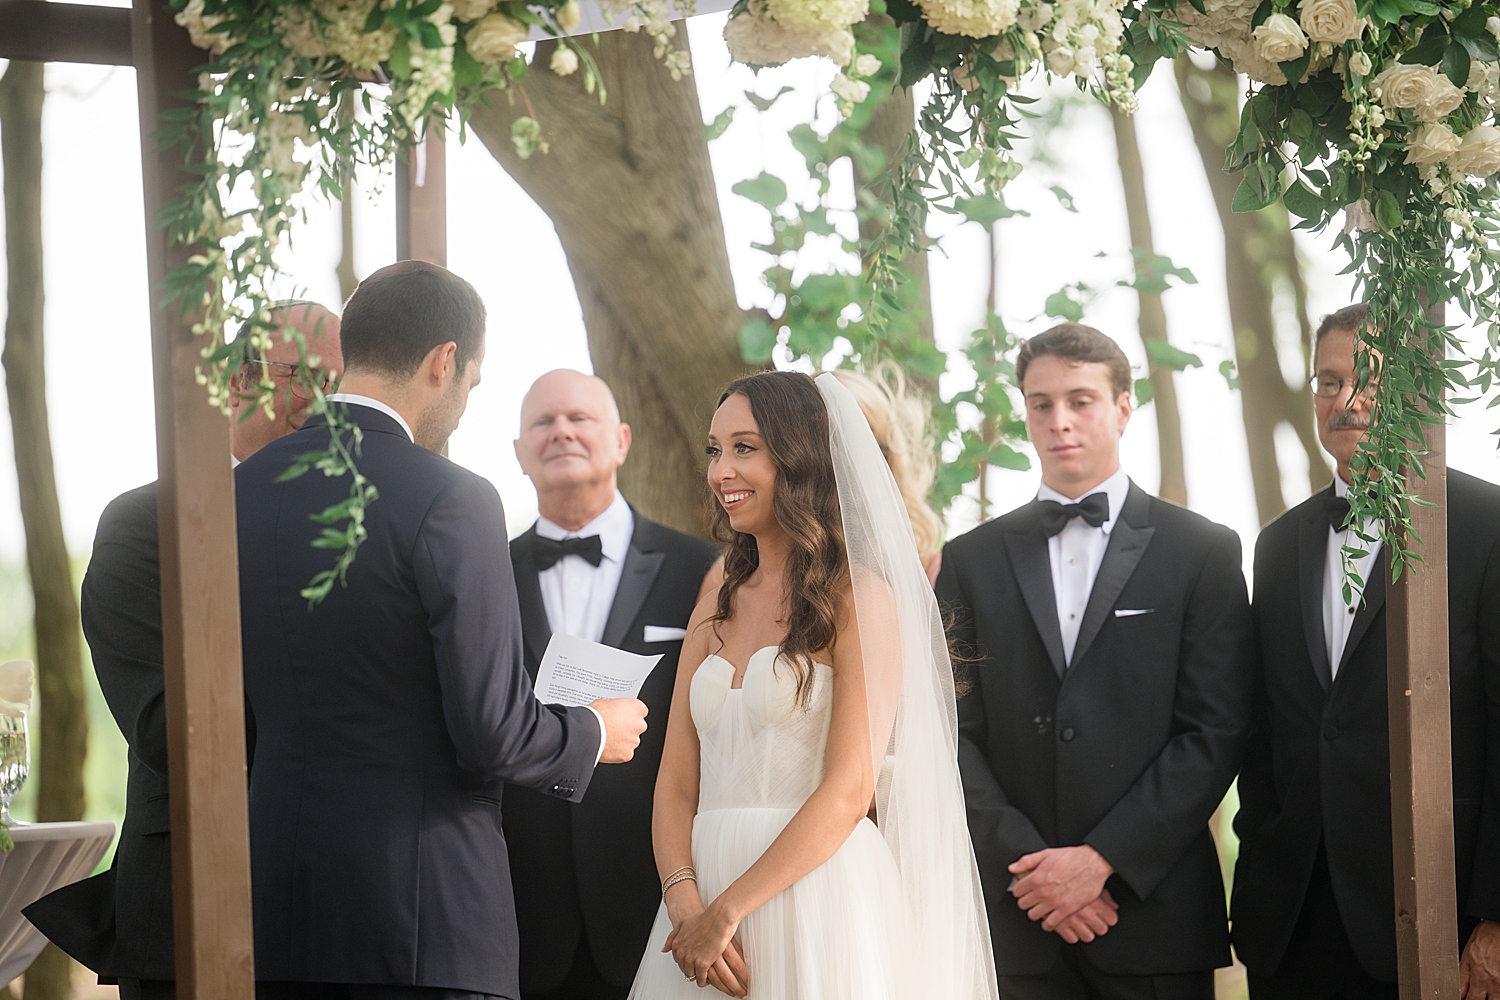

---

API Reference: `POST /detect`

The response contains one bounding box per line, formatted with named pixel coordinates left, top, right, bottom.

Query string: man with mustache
left=506, top=370, right=717, bottom=1000
left=1231, top=303, right=1500, bottom=999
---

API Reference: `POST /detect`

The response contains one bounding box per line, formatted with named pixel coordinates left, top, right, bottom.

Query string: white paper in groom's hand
left=533, top=633, right=664, bottom=707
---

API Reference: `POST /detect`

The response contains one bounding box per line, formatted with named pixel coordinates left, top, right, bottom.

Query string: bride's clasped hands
left=661, top=879, right=750, bottom=996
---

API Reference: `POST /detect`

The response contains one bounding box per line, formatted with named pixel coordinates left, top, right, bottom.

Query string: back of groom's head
left=341, top=261, right=486, bottom=379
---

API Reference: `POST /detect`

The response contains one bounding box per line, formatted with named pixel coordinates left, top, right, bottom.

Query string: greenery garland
left=163, top=0, right=689, bottom=603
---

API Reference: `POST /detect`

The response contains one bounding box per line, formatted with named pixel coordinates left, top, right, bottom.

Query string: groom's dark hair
left=340, top=260, right=486, bottom=379
left=1016, top=323, right=1132, bottom=399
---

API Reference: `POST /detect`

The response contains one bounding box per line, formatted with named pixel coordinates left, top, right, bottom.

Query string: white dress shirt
left=1324, top=474, right=1382, bottom=678
left=326, top=392, right=415, bottom=442
left=1038, top=468, right=1133, bottom=666
left=535, top=490, right=635, bottom=644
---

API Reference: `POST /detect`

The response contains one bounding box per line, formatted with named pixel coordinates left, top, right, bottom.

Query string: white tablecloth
left=0, top=821, right=114, bottom=985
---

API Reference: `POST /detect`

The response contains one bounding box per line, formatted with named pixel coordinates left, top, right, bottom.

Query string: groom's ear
left=421, top=341, right=460, bottom=387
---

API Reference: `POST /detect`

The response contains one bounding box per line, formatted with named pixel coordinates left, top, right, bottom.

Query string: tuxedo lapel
left=512, top=530, right=552, bottom=670
left=602, top=514, right=665, bottom=649
left=1001, top=513, right=1067, bottom=680
left=1336, top=548, right=1387, bottom=679
left=1298, top=500, right=1333, bottom=692
left=1070, top=483, right=1155, bottom=670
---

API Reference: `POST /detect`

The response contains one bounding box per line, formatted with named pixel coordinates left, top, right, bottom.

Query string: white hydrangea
left=1172, top=0, right=1325, bottom=84
left=723, top=0, right=856, bottom=66
left=313, top=0, right=400, bottom=70
left=451, top=0, right=494, bottom=21
left=917, top=0, right=1021, bottom=38
left=175, top=0, right=234, bottom=55
left=763, top=0, right=868, bottom=39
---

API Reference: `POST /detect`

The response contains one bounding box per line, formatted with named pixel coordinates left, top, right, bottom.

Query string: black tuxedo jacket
left=236, top=404, right=603, bottom=998
left=22, top=482, right=175, bottom=981
left=504, top=515, right=717, bottom=992
left=1232, top=469, right=1500, bottom=981
left=937, top=482, right=1253, bottom=977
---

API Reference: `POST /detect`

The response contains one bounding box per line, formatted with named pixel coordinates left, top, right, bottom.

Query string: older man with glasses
left=1230, top=303, right=1500, bottom=1000
left=229, top=300, right=344, bottom=464
left=23, top=301, right=343, bottom=1000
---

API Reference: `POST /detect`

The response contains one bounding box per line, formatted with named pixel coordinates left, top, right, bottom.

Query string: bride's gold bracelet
left=661, top=866, right=696, bottom=896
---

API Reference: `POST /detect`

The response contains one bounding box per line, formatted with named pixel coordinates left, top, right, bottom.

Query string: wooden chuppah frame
left=0, top=4, right=448, bottom=997
left=0, top=5, right=1465, bottom=996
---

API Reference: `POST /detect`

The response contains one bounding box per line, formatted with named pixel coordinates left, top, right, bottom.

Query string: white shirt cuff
left=586, top=705, right=607, bottom=765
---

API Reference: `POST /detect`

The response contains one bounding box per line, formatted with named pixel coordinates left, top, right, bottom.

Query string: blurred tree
left=467, top=29, right=753, bottom=537
left=1110, top=105, right=1188, bottom=505
left=0, top=58, right=88, bottom=1000
left=1175, top=56, right=1332, bottom=524
left=336, top=92, right=358, bottom=303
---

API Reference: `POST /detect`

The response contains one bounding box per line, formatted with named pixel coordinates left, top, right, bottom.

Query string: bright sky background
left=1, top=13, right=1498, bottom=572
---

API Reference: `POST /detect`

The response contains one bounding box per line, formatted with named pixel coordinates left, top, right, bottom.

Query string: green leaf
left=1283, top=178, right=1324, bottom=219
left=510, top=116, right=547, bottom=158
left=1451, top=2, right=1490, bottom=38
left=732, top=172, right=788, bottom=211
left=1444, top=40, right=1471, bottom=86
left=1459, top=32, right=1500, bottom=62
left=389, top=33, right=412, bottom=79
left=955, top=194, right=1014, bottom=227
left=744, top=86, right=794, bottom=111
left=1145, top=338, right=1204, bottom=370
left=1373, top=0, right=1401, bottom=23
left=1044, top=288, right=1084, bottom=322
left=1232, top=159, right=1283, bottom=213
left=1135, top=377, right=1155, bottom=405
left=363, top=3, right=387, bottom=30
left=704, top=106, right=735, bottom=142
left=417, top=19, right=444, bottom=50
left=1219, top=359, right=1241, bottom=390
left=1401, top=24, right=1449, bottom=63
left=453, top=40, right=482, bottom=87
left=275, top=463, right=312, bottom=482
left=738, top=316, right=779, bottom=365
left=1374, top=188, right=1402, bottom=229
left=1279, top=51, right=1312, bottom=85
left=1050, top=185, right=1078, bottom=212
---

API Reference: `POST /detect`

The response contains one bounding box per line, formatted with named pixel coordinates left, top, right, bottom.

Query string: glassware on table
left=0, top=712, right=26, bottom=826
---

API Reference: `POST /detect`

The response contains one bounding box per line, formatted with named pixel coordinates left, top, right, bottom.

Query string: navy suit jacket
left=236, top=404, right=602, bottom=998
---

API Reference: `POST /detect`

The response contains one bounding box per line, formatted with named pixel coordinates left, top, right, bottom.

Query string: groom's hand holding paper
left=534, top=633, right=659, bottom=763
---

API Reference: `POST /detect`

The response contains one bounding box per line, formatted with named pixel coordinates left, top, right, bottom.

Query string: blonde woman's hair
left=830, top=364, right=944, bottom=564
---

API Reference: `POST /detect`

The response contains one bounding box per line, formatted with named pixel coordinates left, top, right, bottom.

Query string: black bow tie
left=1036, top=493, right=1110, bottom=537
left=1326, top=494, right=1352, bottom=532
left=533, top=534, right=603, bottom=570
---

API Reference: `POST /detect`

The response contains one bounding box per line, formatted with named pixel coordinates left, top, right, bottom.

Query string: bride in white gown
left=628, top=371, right=998, bottom=999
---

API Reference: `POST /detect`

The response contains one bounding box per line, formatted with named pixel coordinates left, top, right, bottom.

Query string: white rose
left=1404, top=121, right=1461, bottom=164
left=1348, top=50, right=1371, bottom=75
left=550, top=45, right=579, bottom=74
left=466, top=12, right=528, bottom=63
left=854, top=52, right=882, bottom=76
left=1298, top=0, right=1363, bottom=43
left=451, top=0, right=492, bottom=21
left=1342, top=198, right=1378, bottom=233
left=558, top=0, right=582, bottom=30
left=830, top=72, right=871, bottom=103
left=916, top=0, right=1021, bottom=39
left=1046, top=45, right=1076, bottom=74
left=1416, top=72, right=1465, bottom=120
left=1374, top=62, right=1437, bottom=110
left=1452, top=124, right=1500, bottom=176
left=1253, top=13, right=1307, bottom=64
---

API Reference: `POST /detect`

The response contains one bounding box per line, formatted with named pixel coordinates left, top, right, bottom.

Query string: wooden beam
left=1386, top=301, right=1459, bottom=1000
left=132, top=1, right=256, bottom=998
left=0, top=1, right=132, bottom=65
left=395, top=123, right=447, bottom=266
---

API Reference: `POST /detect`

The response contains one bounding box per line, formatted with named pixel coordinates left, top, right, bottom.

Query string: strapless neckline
left=691, top=646, right=833, bottom=733
left=703, top=644, right=831, bottom=690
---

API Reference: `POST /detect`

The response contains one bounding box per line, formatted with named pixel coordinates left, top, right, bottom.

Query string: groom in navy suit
left=236, top=261, right=649, bottom=1000
left=939, top=323, right=1253, bottom=999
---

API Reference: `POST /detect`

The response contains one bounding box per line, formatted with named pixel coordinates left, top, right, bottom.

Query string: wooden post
left=132, top=2, right=256, bottom=998
left=1386, top=301, right=1459, bottom=1000
left=395, top=120, right=446, bottom=266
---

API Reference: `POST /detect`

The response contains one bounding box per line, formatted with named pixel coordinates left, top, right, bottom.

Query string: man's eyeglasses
left=1308, top=374, right=1377, bottom=400
left=253, top=360, right=337, bottom=400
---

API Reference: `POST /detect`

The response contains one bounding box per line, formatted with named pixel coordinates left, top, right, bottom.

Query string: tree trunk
left=1174, top=57, right=1332, bottom=524
left=0, top=59, right=87, bottom=1000
left=467, top=30, right=752, bottom=537
left=337, top=94, right=358, bottom=302
left=1109, top=105, right=1187, bottom=506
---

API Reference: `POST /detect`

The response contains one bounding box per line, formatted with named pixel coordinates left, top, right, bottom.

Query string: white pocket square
left=1113, top=608, right=1154, bottom=618
left=643, top=625, right=688, bottom=643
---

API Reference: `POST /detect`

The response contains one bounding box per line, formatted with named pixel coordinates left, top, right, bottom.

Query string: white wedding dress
left=628, top=374, right=998, bottom=1000
left=627, top=646, right=910, bottom=998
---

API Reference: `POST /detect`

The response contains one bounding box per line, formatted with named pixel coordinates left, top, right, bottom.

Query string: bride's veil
left=815, top=373, right=998, bottom=999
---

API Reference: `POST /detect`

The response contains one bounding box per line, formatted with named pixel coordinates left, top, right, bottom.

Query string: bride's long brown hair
left=708, top=371, right=846, bottom=708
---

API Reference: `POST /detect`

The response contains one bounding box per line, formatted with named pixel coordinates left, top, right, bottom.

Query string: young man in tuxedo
left=937, top=323, right=1253, bottom=1000
left=506, top=369, right=717, bottom=1000
left=235, top=262, right=650, bottom=1000
left=1232, top=304, right=1500, bottom=999
left=22, top=302, right=344, bottom=1000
